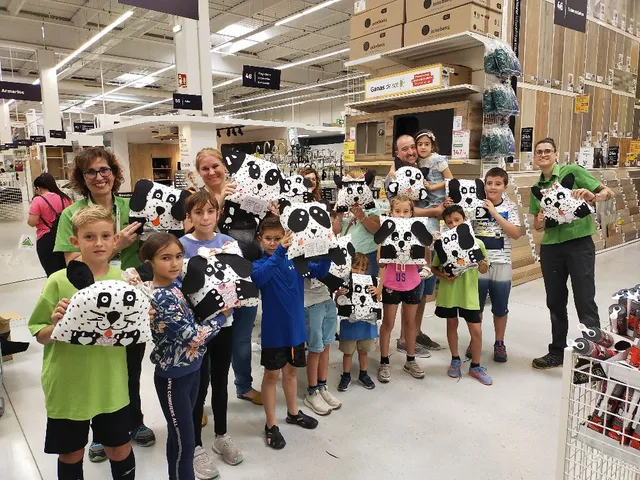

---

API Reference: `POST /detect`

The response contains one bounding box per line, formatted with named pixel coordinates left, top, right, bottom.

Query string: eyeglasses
left=534, top=149, right=555, bottom=157
left=83, top=167, right=113, bottom=179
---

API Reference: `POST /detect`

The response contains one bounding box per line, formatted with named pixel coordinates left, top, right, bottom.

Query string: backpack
left=39, top=195, right=64, bottom=239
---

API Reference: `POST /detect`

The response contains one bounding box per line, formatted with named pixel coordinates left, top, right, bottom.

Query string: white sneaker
left=319, top=385, right=342, bottom=410
left=212, top=434, right=243, bottom=466
left=303, top=389, right=332, bottom=416
left=194, top=445, right=220, bottom=479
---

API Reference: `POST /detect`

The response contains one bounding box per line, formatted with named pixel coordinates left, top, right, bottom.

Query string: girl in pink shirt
left=376, top=196, right=430, bottom=383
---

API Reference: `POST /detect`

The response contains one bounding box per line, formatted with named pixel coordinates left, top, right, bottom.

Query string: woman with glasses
left=528, top=138, right=614, bottom=370
left=52, top=147, right=156, bottom=463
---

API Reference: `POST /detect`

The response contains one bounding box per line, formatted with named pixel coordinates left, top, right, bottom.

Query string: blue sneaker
left=469, top=365, right=493, bottom=385
left=88, top=442, right=107, bottom=463
left=337, top=373, right=351, bottom=392
left=131, top=424, right=156, bottom=447
left=447, top=358, right=462, bottom=378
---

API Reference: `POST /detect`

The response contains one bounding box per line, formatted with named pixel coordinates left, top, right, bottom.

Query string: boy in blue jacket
left=252, top=215, right=331, bottom=450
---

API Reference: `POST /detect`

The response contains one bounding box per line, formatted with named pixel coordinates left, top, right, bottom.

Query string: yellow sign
left=575, top=94, right=590, bottom=113
left=630, top=140, right=640, bottom=156
left=344, top=141, right=356, bottom=163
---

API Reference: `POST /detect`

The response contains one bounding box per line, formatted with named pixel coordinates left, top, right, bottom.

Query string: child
left=179, top=190, right=243, bottom=476
left=473, top=168, right=521, bottom=362
left=336, top=253, right=379, bottom=391
left=28, top=205, right=136, bottom=480
left=377, top=195, right=427, bottom=383
left=139, top=233, right=227, bottom=480
left=252, top=214, right=331, bottom=450
left=431, top=205, right=492, bottom=385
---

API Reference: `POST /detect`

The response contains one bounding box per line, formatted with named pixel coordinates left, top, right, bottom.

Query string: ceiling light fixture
left=275, top=0, right=342, bottom=26
left=277, top=48, right=349, bottom=70
left=221, top=91, right=359, bottom=117
left=212, top=77, right=242, bottom=90
left=172, top=24, right=182, bottom=34
left=55, top=10, right=134, bottom=72
left=93, top=65, right=175, bottom=102
left=120, top=97, right=172, bottom=115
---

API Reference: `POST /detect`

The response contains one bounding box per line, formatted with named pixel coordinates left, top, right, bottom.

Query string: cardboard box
left=404, top=4, right=487, bottom=47
left=405, top=0, right=486, bottom=22
left=605, top=234, right=623, bottom=248
left=487, top=0, right=502, bottom=12
left=485, top=8, right=502, bottom=38
left=350, top=0, right=405, bottom=39
left=350, top=25, right=404, bottom=61
left=354, top=0, right=391, bottom=15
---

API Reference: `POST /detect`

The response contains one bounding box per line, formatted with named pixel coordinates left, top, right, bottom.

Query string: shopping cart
left=0, top=339, right=4, bottom=417
left=556, top=348, right=640, bottom=480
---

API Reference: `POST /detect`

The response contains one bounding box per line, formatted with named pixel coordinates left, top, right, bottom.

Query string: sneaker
left=494, top=342, right=508, bottom=362
left=396, top=339, right=407, bottom=354
left=468, top=365, right=493, bottom=385
left=319, top=386, right=342, bottom=410
left=194, top=445, right=220, bottom=479
left=337, top=373, right=351, bottom=392
left=465, top=344, right=472, bottom=360
left=265, top=424, right=286, bottom=450
left=416, top=331, right=443, bottom=350
left=303, top=390, right=332, bottom=416
left=447, top=358, right=462, bottom=378
left=532, top=352, right=563, bottom=370
left=396, top=339, right=431, bottom=358
left=88, top=442, right=107, bottom=463
left=403, top=360, right=425, bottom=379
left=212, top=434, right=243, bottom=466
left=131, top=424, right=156, bottom=447
left=285, top=410, right=318, bottom=429
left=358, top=372, right=376, bottom=389
left=377, top=363, right=391, bottom=383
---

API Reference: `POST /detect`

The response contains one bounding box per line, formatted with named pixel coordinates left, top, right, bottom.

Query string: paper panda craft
left=433, top=221, right=485, bottom=276
left=280, top=174, right=314, bottom=204
left=312, top=235, right=355, bottom=293
left=129, top=180, right=190, bottom=237
left=181, top=243, right=259, bottom=322
left=387, top=166, right=429, bottom=202
left=446, top=178, right=490, bottom=220
left=373, top=216, right=433, bottom=265
left=336, top=274, right=382, bottom=324
left=334, top=172, right=376, bottom=212
left=220, top=151, right=289, bottom=233
left=279, top=201, right=346, bottom=276
left=51, top=261, right=152, bottom=346
left=531, top=174, right=594, bottom=228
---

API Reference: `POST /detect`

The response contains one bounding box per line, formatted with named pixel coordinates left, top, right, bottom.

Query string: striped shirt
left=473, top=197, right=520, bottom=265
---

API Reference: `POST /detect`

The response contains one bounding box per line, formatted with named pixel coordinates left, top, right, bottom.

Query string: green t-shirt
left=528, top=164, right=601, bottom=245
left=54, top=196, right=141, bottom=269
left=432, top=240, right=488, bottom=310
left=28, top=267, right=129, bottom=420
left=340, top=206, right=380, bottom=255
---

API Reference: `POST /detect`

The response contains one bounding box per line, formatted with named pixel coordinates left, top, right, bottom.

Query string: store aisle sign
left=73, top=122, right=95, bottom=133
left=49, top=130, right=66, bottom=139
left=451, top=131, right=470, bottom=159
left=607, top=146, right=619, bottom=166
left=364, top=64, right=444, bottom=100
left=553, top=0, right=587, bottom=33
left=242, top=66, right=281, bottom=90
left=173, top=93, right=203, bottom=111
left=344, top=141, right=356, bottom=163
left=0, top=80, right=42, bottom=101
left=17, top=139, right=32, bottom=147
left=520, top=127, right=533, bottom=152
left=30, top=135, right=46, bottom=144
left=118, top=0, right=198, bottom=20
left=575, top=94, right=590, bottom=113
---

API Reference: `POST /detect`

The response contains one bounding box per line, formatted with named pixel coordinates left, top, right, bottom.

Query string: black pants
left=154, top=370, right=199, bottom=480
left=193, top=326, right=233, bottom=445
left=127, top=343, right=146, bottom=431
left=540, top=236, right=600, bottom=355
left=36, top=231, right=66, bottom=277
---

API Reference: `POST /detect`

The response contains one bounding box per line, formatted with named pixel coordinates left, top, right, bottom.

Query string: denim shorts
left=478, top=263, right=512, bottom=317
left=304, top=299, right=338, bottom=353
left=420, top=276, right=437, bottom=297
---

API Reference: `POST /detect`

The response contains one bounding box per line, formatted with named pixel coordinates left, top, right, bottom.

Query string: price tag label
left=240, top=196, right=268, bottom=216
left=305, top=237, right=329, bottom=257
left=451, top=130, right=470, bottom=159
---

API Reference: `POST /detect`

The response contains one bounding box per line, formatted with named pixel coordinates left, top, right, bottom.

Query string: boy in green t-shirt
left=29, top=206, right=137, bottom=480
left=432, top=205, right=492, bottom=386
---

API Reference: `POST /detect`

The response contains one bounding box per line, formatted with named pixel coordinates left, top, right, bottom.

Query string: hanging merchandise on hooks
left=483, top=82, right=520, bottom=117
left=483, top=39, right=522, bottom=79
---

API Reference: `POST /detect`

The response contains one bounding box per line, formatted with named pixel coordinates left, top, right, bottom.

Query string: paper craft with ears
left=334, top=172, right=376, bottom=212
left=373, top=216, right=433, bottom=265
left=279, top=200, right=347, bottom=276
left=531, top=173, right=594, bottom=228
left=181, top=244, right=259, bottom=322
left=387, top=166, right=429, bottom=202
left=446, top=178, right=490, bottom=220
left=219, top=150, right=289, bottom=233
left=336, top=273, right=382, bottom=324
left=280, top=174, right=314, bottom=205
left=129, top=179, right=191, bottom=237
left=433, top=221, right=485, bottom=276
left=311, top=234, right=355, bottom=293
left=51, top=261, right=152, bottom=346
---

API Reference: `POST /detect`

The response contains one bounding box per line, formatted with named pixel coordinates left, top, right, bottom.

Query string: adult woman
left=195, top=148, right=262, bottom=405
left=53, top=147, right=155, bottom=462
left=27, top=173, right=72, bottom=276
left=529, top=138, right=614, bottom=369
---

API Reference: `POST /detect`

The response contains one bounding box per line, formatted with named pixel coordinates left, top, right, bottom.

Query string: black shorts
left=261, top=343, right=307, bottom=371
left=45, top=405, right=131, bottom=454
left=382, top=284, right=422, bottom=305
left=435, top=306, right=481, bottom=324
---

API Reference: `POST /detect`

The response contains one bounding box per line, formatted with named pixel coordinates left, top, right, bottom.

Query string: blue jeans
left=232, top=305, right=258, bottom=395
left=364, top=250, right=379, bottom=277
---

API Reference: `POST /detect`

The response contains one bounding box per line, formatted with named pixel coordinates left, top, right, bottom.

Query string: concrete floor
left=1, top=235, right=639, bottom=480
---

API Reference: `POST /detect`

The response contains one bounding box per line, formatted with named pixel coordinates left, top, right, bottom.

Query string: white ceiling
left=0, top=0, right=352, bottom=120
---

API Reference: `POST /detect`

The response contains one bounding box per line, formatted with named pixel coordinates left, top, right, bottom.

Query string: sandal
left=285, top=410, right=318, bottom=430
left=237, top=389, right=263, bottom=405
left=265, top=424, right=286, bottom=450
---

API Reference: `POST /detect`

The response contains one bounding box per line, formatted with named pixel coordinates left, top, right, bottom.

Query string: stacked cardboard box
left=350, top=0, right=405, bottom=61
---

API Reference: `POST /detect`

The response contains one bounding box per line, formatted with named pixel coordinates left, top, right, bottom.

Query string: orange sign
left=178, top=73, right=187, bottom=88
left=575, top=94, right=590, bottom=113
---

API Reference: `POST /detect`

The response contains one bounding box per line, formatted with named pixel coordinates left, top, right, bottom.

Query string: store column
left=0, top=102, right=10, bottom=144
left=106, top=132, right=132, bottom=191
left=37, top=49, right=62, bottom=138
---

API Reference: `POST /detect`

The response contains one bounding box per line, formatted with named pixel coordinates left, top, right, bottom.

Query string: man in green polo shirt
left=528, top=138, right=614, bottom=370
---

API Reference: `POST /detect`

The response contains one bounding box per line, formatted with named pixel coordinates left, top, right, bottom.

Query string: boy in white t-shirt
left=472, top=167, right=522, bottom=363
